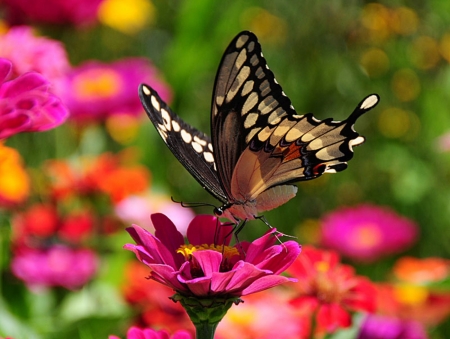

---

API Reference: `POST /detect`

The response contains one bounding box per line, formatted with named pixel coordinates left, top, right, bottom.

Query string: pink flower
left=216, top=288, right=307, bottom=339
left=357, top=314, right=428, bottom=339
left=11, top=245, right=98, bottom=290
left=2, top=0, right=104, bottom=26
left=124, top=214, right=300, bottom=297
left=0, top=58, right=69, bottom=139
left=0, top=27, right=70, bottom=91
left=61, top=58, right=171, bottom=122
left=109, top=327, right=192, bottom=339
left=320, top=204, right=418, bottom=262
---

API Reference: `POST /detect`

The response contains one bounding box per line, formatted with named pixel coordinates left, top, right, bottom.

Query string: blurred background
left=1, top=0, right=450, bottom=338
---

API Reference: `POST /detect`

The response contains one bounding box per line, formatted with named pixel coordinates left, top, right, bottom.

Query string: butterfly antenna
left=170, top=197, right=217, bottom=209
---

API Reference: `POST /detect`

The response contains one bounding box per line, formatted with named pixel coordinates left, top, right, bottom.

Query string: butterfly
left=139, top=31, right=379, bottom=224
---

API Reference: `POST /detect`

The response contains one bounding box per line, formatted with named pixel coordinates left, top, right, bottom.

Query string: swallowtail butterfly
left=140, top=31, right=379, bottom=223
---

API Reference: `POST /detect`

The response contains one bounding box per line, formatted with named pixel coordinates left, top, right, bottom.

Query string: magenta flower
left=109, top=327, right=192, bottom=339
left=11, top=245, right=98, bottom=290
left=320, top=204, right=418, bottom=262
left=0, top=27, right=70, bottom=91
left=357, top=314, right=428, bottom=339
left=2, top=0, right=103, bottom=26
left=0, top=58, right=69, bottom=140
left=61, top=58, right=171, bottom=122
left=124, top=214, right=300, bottom=298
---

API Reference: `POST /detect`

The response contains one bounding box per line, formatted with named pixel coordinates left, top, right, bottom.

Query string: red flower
left=109, top=327, right=192, bottom=339
left=287, top=246, right=376, bottom=335
left=125, top=214, right=301, bottom=298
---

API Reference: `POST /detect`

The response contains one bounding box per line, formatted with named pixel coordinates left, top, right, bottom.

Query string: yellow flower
left=98, top=0, right=155, bottom=35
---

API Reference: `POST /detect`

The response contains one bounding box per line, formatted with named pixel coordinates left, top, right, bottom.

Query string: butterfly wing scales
left=139, top=84, right=227, bottom=203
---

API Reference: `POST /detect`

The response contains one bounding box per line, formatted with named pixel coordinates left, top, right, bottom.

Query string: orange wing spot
left=282, top=143, right=302, bottom=162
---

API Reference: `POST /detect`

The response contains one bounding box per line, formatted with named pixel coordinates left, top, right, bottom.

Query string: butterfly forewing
left=139, top=84, right=227, bottom=203
left=211, top=31, right=297, bottom=199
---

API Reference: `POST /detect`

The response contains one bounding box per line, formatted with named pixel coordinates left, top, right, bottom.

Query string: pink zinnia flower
left=287, top=246, right=376, bottom=335
left=320, top=204, right=418, bottom=262
left=357, top=314, right=428, bottom=339
left=0, top=27, right=70, bottom=91
left=2, top=0, right=104, bottom=26
left=124, top=214, right=300, bottom=298
left=109, top=327, right=192, bottom=339
left=11, top=245, right=98, bottom=290
left=0, top=58, right=69, bottom=139
left=61, top=58, right=171, bottom=122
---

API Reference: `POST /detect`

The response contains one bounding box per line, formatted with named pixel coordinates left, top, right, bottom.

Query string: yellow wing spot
left=250, top=54, right=259, bottom=66
left=349, top=136, right=365, bottom=151
left=258, top=125, right=275, bottom=142
left=270, top=119, right=297, bottom=146
left=255, top=66, right=265, bottom=79
left=315, top=141, right=345, bottom=161
left=203, top=151, right=214, bottom=163
left=236, top=34, right=249, bottom=48
left=361, top=95, right=379, bottom=109
left=216, top=95, right=225, bottom=106
left=258, top=96, right=278, bottom=115
left=161, top=109, right=171, bottom=131
left=241, top=80, right=254, bottom=96
left=242, top=92, right=259, bottom=116
left=194, top=136, right=207, bottom=146
left=267, top=107, right=287, bottom=125
left=227, top=66, right=250, bottom=103
left=191, top=141, right=203, bottom=153
left=259, top=79, right=271, bottom=97
left=208, top=143, right=213, bottom=152
left=172, top=120, right=181, bottom=132
left=245, top=127, right=262, bottom=143
left=235, top=48, right=247, bottom=70
left=181, top=129, right=192, bottom=143
left=247, top=41, right=255, bottom=52
left=142, top=85, right=151, bottom=95
left=244, top=112, right=259, bottom=129
left=150, top=95, right=160, bottom=111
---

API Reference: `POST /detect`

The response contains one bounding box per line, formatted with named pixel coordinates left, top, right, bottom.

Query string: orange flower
left=97, top=165, right=150, bottom=203
left=0, top=143, right=30, bottom=207
left=393, top=257, right=450, bottom=284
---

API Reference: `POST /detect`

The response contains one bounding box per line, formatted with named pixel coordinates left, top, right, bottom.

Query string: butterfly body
left=140, top=31, right=379, bottom=223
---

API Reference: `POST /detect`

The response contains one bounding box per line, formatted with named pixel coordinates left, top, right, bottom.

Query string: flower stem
left=195, top=321, right=218, bottom=339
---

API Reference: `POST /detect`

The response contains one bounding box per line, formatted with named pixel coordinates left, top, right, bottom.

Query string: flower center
left=351, top=223, right=383, bottom=249
left=73, top=69, right=122, bottom=100
left=394, top=283, right=429, bottom=306
left=177, top=244, right=240, bottom=276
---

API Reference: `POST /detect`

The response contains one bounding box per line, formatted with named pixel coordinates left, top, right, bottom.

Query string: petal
left=244, top=229, right=278, bottom=264
left=192, top=250, right=222, bottom=277
left=1, top=72, right=49, bottom=98
left=186, top=215, right=223, bottom=245
left=148, top=262, right=189, bottom=293
left=152, top=213, right=185, bottom=256
left=316, top=303, right=351, bottom=332
left=0, top=58, right=12, bottom=83
left=125, top=224, right=184, bottom=269
left=240, top=275, right=297, bottom=295
left=253, top=241, right=301, bottom=274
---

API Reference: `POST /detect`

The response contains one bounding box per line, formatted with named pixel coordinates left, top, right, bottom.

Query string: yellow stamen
left=73, top=69, right=122, bottom=100
left=177, top=244, right=240, bottom=261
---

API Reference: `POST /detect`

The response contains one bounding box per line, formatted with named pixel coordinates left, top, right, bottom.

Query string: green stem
left=194, top=321, right=218, bottom=339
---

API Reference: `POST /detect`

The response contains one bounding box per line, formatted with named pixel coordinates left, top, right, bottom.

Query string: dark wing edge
left=139, top=84, right=227, bottom=203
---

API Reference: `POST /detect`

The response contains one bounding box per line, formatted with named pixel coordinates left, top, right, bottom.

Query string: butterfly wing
left=209, top=31, right=379, bottom=207
left=210, top=31, right=303, bottom=199
left=230, top=94, right=379, bottom=205
left=139, top=84, right=228, bottom=203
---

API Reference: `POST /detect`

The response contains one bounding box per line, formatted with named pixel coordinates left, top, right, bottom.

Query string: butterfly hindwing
left=139, top=84, right=227, bottom=203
